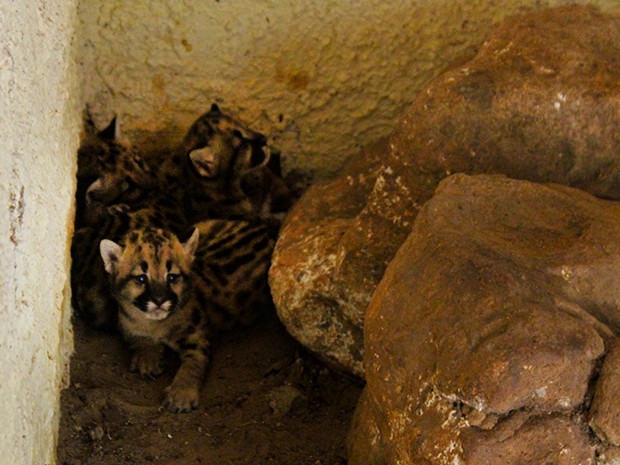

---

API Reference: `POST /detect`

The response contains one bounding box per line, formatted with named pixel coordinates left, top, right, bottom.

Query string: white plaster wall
left=0, top=2, right=80, bottom=464
left=79, top=0, right=620, bottom=178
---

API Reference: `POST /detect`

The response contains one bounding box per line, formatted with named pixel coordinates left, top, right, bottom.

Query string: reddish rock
left=590, top=341, right=620, bottom=446
left=269, top=5, right=620, bottom=375
left=348, top=174, right=620, bottom=464
left=269, top=139, right=385, bottom=376
left=461, top=414, right=595, bottom=465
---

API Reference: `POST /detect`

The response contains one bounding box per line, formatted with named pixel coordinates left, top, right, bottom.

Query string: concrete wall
left=0, top=1, right=80, bottom=464
left=79, top=0, right=620, bottom=178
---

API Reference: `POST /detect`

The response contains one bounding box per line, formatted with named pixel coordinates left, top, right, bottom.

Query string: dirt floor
left=57, top=311, right=363, bottom=465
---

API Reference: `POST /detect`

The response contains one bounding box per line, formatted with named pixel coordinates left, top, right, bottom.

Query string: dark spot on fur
left=207, top=264, right=228, bottom=287
left=179, top=340, right=199, bottom=351
left=222, top=252, right=256, bottom=275
left=195, top=290, right=212, bottom=308
left=134, top=217, right=147, bottom=229
left=230, top=227, right=269, bottom=251
left=202, top=235, right=234, bottom=253
left=211, top=301, right=227, bottom=315
left=133, top=290, right=150, bottom=313
left=235, top=290, right=251, bottom=306
left=191, top=307, right=201, bottom=325
left=252, top=236, right=271, bottom=253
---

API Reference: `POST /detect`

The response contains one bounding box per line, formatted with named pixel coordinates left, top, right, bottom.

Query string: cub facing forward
left=100, top=220, right=274, bottom=412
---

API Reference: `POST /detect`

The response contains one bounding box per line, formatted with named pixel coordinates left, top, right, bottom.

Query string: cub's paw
left=163, top=384, right=200, bottom=413
left=130, top=349, right=164, bottom=378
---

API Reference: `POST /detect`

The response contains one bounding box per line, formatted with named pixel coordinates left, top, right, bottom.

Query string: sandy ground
left=57, top=311, right=362, bottom=465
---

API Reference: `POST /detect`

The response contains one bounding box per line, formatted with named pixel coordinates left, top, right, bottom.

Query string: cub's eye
left=133, top=274, right=148, bottom=285
left=166, top=273, right=181, bottom=284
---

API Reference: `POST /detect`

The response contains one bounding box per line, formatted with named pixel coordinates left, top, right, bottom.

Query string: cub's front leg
left=127, top=336, right=166, bottom=378
left=164, top=331, right=211, bottom=413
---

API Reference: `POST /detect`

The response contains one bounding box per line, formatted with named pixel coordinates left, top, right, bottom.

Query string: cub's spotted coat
left=76, top=114, right=125, bottom=228
left=177, top=109, right=307, bottom=226
left=163, top=103, right=295, bottom=224
left=100, top=220, right=274, bottom=412
left=76, top=115, right=185, bottom=229
left=77, top=105, right=294, bottom=228
left=72, top=105, right=293, bottom=332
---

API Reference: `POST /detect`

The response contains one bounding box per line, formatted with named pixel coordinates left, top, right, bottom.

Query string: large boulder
left=269, top=5, right=620, bottom=375
left=348, top=174, right=620, bottom=465
left=269, top=139, right=385, bottom=376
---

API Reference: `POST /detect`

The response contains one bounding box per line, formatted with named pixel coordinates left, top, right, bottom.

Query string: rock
left=597, top=445, right=620, bottom=464
left=590, top=341, right=620, bottom=446
left=348, top=174, right=620, bottom=465
left=269, top=138, right=385, bottom=376
left=88, top=425, right=105, bottom=442
left=346, top=390, right=387, bottom=465
left=268, top=385, right=308, bottom=416
left=461, top=414, right=595, bottom=465
left=269, top=5, right=620, bottom=375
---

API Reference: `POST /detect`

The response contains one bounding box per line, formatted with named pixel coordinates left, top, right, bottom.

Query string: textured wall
left=78, top=0, right=620, bottom=178
left=0, top=1, right=80, bottom=464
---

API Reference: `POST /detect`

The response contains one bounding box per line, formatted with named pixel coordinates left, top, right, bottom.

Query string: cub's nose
left=151, top=296, right=167, bottom=307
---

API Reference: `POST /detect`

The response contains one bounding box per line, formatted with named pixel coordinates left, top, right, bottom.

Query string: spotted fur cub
left=175, top=103, right=295, bottom=224
left=100, top=221, right=274, bottom=412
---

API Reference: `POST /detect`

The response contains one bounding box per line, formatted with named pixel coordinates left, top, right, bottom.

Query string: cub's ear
left=183, top=228, right=200, bottom=259
left=100, top=239, right=123, bottom=274
left=210, top=103, right=221, bottom=114
left=98, top=116, right=118, bottom=140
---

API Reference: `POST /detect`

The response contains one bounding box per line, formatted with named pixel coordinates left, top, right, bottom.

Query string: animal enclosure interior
left=2, top=1, right=620, bottom=465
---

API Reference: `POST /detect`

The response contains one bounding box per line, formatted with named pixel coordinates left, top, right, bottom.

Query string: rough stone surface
left=269, top=138, right=385, bottom=376
left=0, top=1, right=80, bottom=464
left=590, top=341, right=620, bottom=446
left=268, top=385, right=308, bottom=417
left=270, top=5, right=620, bottom=375
left=348, top=174, right=620, bottom=465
